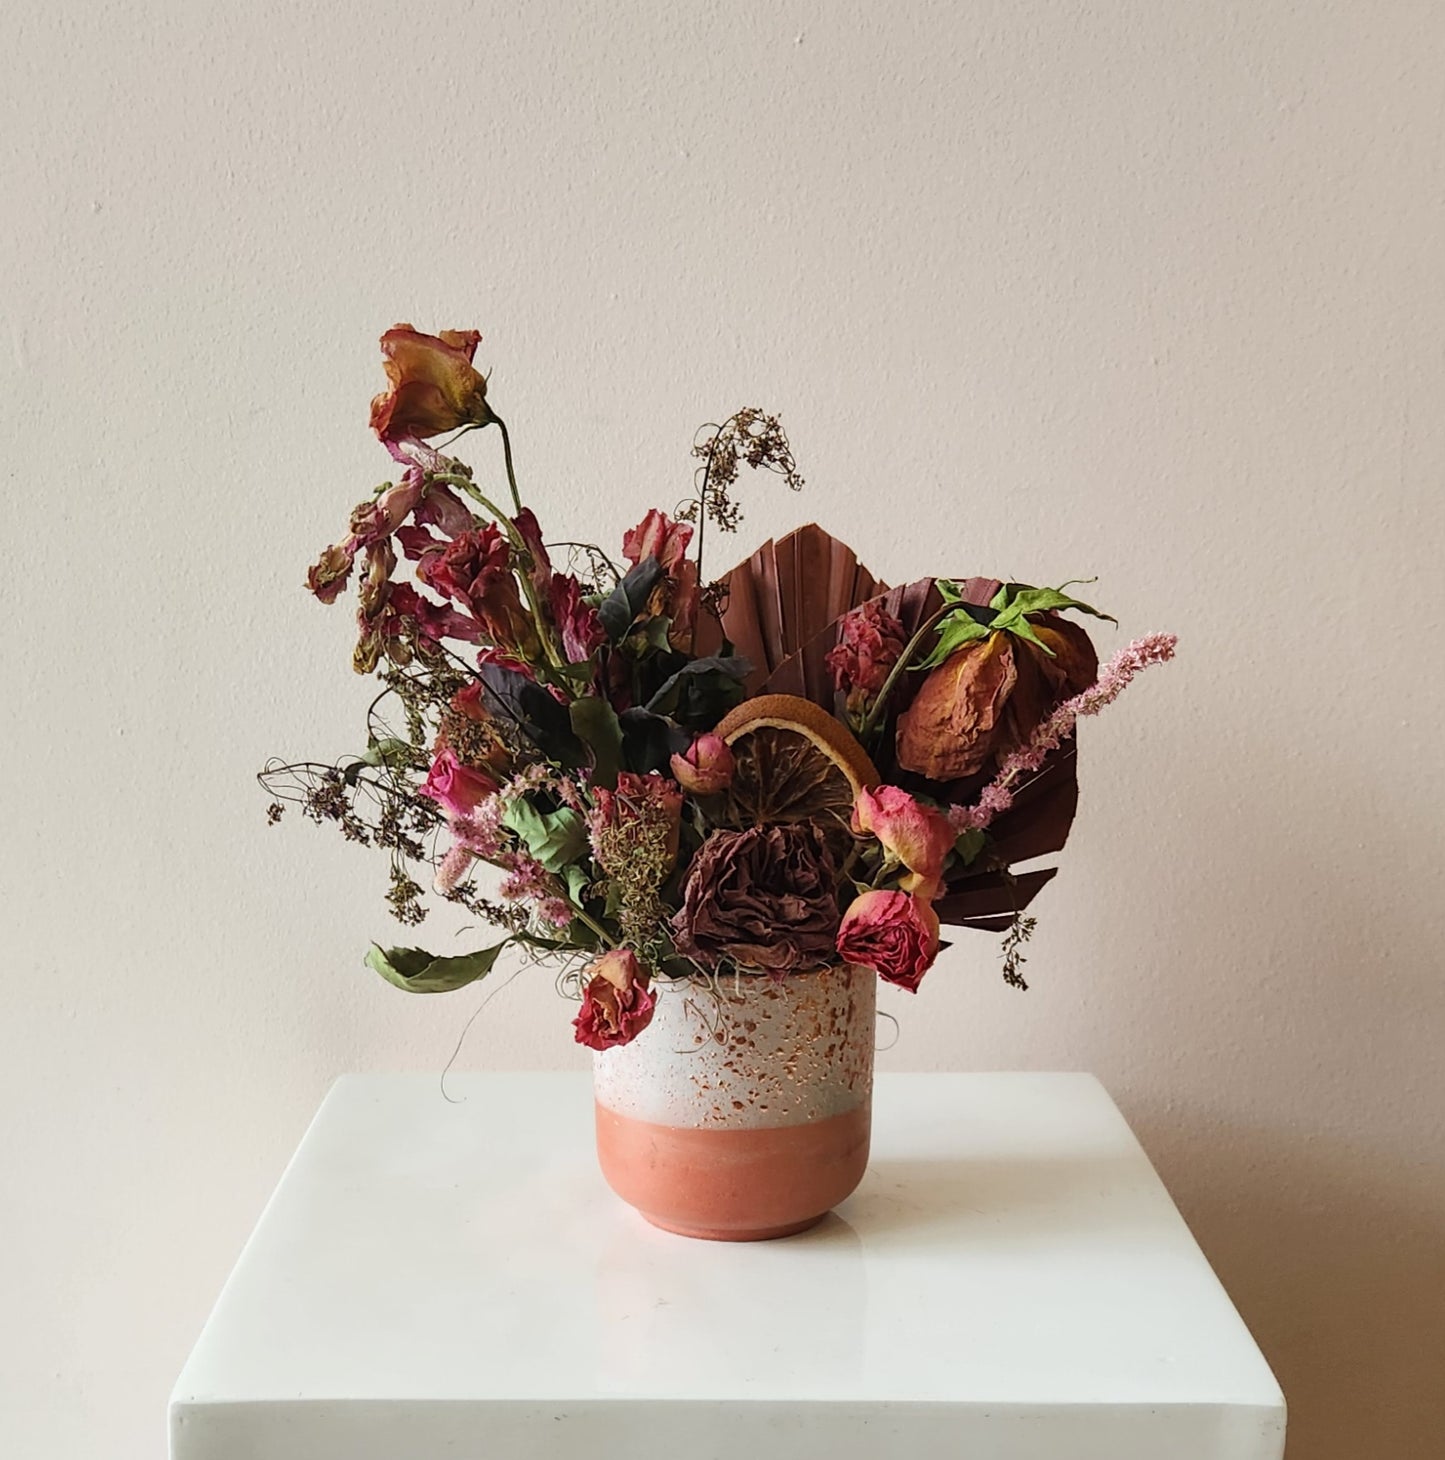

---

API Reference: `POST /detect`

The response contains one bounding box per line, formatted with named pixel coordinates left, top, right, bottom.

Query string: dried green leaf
left=501, top=800, right=588, bottom=873
left=364, top=941, right=510, bottom=994
left=569, top=696, right=624, bottom=789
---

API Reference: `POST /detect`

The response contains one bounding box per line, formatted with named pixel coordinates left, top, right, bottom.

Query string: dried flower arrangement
left=262, top=325, right=1176, bottom=1050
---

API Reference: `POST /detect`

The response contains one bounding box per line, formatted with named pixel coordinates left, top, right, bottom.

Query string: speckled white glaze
left=592, top=963, right=876, bottom=1130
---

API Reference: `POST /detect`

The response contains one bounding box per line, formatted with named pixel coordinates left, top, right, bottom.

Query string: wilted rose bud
left=670, top=733, right=736, bottom=795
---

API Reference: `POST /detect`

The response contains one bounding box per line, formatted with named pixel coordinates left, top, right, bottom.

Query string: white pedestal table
left=170, top=1072, right=1285, bottom=1459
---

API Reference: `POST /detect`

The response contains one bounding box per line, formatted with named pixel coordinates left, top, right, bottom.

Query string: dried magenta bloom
left=826, top=600, right=908, bottom=716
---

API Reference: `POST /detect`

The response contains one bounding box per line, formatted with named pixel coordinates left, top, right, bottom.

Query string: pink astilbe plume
left=948, top=633, right=1178, bottom=834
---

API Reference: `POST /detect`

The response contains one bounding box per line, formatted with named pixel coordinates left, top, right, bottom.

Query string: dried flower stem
left=493, top=416, right=524, bottom=515
left=857, top=602, right=953, bottom=741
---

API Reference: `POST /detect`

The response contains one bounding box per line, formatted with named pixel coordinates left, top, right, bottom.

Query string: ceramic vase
left=592, top=962, right=875, bottom=1240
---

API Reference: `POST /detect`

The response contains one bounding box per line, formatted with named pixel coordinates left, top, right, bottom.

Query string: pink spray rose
left=573, top=949, right=656, bottom=1051
left=417, top=747, right=500, bottom=821
left=826, top=600, right=908, bottom=715
left=836, top=889, right=941, bottom=992
left=851, top=785, right=955, bottom=900
left=669, top=733, right=736, bottom=795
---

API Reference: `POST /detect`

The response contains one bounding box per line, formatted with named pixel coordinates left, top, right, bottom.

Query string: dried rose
left=851, top=785, right=955, bottom=900
left=369, top=324, right=492, bottom=450
left=827, top=600, right=908, bottom=715
left=836, top=889, right=940, bottom=992
left=672, top=824, right=841, bottom=974
left=573, top=949, right=656, bottom=1051
left=417, top=747, right=499, bottom=821
left=895, top=617, right=1097, bottom=781
left=623, top=509, right=692, bottom=573
left=622, top=508, right=699, bottom=649
left=669, top=733, right=735, bottom=796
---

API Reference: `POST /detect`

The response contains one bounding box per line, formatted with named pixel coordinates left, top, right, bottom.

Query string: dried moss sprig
left=588, top=807, right=676, bottom=956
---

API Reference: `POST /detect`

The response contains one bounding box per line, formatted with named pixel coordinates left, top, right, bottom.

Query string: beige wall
left=4, top=3, right=1442, bottom=1456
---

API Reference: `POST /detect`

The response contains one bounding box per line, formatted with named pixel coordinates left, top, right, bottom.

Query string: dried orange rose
left=369, top=324, right=492, bottom=448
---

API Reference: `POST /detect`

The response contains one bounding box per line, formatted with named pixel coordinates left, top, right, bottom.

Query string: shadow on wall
left=1158, top=1125, right=1444, bottom=1460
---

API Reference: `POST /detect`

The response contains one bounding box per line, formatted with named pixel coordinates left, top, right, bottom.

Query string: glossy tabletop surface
left=170, top=1072, right=1285, bottom=1459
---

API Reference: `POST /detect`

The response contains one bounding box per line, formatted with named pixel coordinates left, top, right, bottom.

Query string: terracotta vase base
left=595, top=1101, right=870, bottom=1242
left=640, top=1211, right=828, bottom=1243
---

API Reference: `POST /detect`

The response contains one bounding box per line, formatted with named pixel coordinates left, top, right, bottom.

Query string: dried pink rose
left=417, top=747, right=500, bottom=821
left=836, top=889, right=940, bottom=992
left=573, top=949, right=656, bottom=1051
left=851, top=785, right=955, bottom=900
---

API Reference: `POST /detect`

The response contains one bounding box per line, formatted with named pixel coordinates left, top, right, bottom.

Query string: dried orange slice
left=712, top=693, right=879, bottom=835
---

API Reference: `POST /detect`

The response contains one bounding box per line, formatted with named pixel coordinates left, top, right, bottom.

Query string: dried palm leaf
left=712, top=523, right=888, bottom=699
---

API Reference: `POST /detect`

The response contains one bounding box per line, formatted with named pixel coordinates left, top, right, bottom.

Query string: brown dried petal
left=894, top=632, right=1017, bottom=780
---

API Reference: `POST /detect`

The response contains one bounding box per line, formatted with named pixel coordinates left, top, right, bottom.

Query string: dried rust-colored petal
left=894, top=631, right=1017, bottom=780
